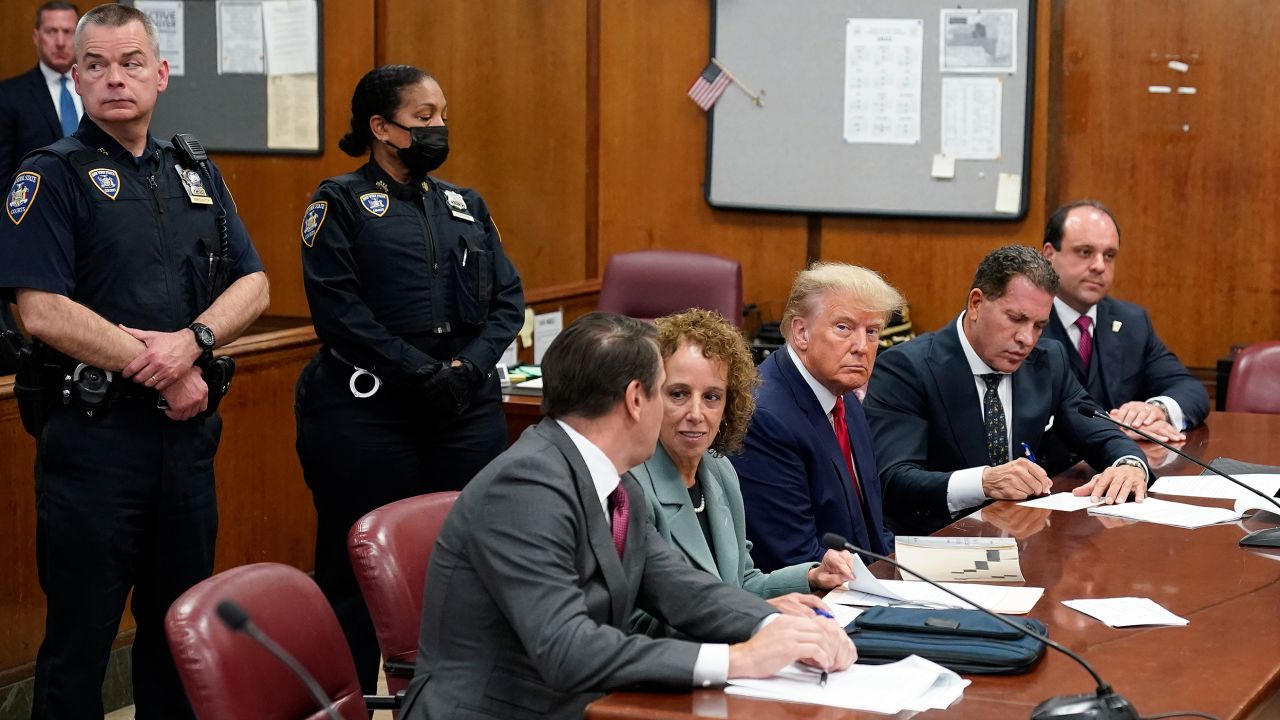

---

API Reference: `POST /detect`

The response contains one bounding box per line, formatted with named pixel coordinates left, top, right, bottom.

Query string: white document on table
left=825, top=554, right=1042, bottom=614
left=1018, top=492, right=1103, bottom=512
left=1150, top=473, right=1280, bottom=502
left=1087, top=497, right=1242, bottom=529
left=726, top=655, right=967, bottom=713
left=1062, top=597, right=1189, bottom=627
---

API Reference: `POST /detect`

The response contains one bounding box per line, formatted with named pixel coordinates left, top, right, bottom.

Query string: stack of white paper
left=1149, top=473, right=1280, bottom=502
left=1087, top=497, right=1241, bottom=529
left=1018, top=492, right=1102, bottom=512
left=894, top=535, right=1024, bottom=582
left=1062, top=597, right=1189, bottom=627
left=824, top=553, right=1044, bottom=614
left=726, top=655, right=969, bottom=713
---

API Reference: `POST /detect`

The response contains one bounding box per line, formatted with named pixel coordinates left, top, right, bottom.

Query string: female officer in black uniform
left=295, top=65, right=524, bottom=693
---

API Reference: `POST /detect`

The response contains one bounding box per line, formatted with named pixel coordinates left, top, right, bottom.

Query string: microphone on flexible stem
left=1077, top=404, right=1280, bottom=548
left=215, top=600, right=343, bottom=720
left=821, top=533, right=1139, bottom=720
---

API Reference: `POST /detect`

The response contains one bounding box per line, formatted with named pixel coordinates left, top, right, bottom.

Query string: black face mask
left=384, top=121, right=449, bottom=177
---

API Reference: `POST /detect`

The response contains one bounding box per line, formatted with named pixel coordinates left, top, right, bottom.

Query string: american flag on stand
left=687, top=60, right=733, bottom=111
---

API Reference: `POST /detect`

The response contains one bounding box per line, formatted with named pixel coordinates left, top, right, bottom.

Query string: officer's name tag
left=175, top=165, right=213, bottom=205
left=444, top=188, right=475, bottom=222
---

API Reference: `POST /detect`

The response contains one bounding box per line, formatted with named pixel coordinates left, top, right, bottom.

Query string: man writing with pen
left=862, top=246, right=1149, bottom=536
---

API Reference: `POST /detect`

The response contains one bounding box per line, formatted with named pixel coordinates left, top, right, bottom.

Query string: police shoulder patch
left=301, top=200, right=328, bottom=248
left=88, top=168, right=121, bottom=200
left=359, top=192, right=389, bottom=217
left=6, top=171, right=41, bottom=225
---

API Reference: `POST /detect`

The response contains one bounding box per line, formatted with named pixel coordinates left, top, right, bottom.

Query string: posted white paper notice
left=262, top=0, right=318, bottom=76
left=135, top=1, right=185, bottom=77
left=941, top=76, right=1002, bottom=159
left=931, top=153, right=956, bottom=179
left=995, top=173, right=1021, bottom=214
left=843, top=18, right=924, bottom=145
left=533, top=311, right=564, bottom=365
left=217, top=0, right=264, bottom=75
left=267, top=74, right=318, bottom=150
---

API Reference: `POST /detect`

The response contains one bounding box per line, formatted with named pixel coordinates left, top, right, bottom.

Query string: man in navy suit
left=732, top=263, right=903, bottom=569
left=0, top=2, right=80, bottom=338
left=1039, top=200, right=1208, bottom=454
left=864, top=246, right=1148, bottom=536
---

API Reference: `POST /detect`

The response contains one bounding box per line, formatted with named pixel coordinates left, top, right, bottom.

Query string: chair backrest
left=348, top=491, right=460, bottom=694
left=596, top=250, right=744, bottom=326
left=1226, top=341, right=1280, bottom=413
left=165, top=563, right=369, bottom=720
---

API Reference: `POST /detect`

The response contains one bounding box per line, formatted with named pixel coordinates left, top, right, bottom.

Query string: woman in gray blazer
left=629, top=309, right=855, bottom=638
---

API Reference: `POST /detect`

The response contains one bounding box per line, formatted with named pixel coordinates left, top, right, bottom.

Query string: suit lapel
left=26, top=67, right=62, bottom=140
left=1010, top=349, right=1051, bottom=452
left=699, top=463, right=741, bottom=583
left=1094, top=299, right=1126, bottom=409
left=540, top=418, right=632, bottom=626
left=775, top=351, right=864, bottom=533
left=648, top=446, right=719, bottom=577
left=932, top=323, right=989, bottom=467
left=844, top=398, right=884, bottom=550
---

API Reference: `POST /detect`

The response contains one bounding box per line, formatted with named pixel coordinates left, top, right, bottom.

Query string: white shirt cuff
left=948, top=466, right=989, bottom=515
left=710, top=614, right=780, bottom=685
left=1148, top=395, right=1186, bottom=430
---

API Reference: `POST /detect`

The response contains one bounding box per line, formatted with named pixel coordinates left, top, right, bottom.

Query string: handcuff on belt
left=330, top=349, right=381, bottom=399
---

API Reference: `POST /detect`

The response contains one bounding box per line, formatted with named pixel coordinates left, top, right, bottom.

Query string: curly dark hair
left=654, top=309, right=759, bottom=457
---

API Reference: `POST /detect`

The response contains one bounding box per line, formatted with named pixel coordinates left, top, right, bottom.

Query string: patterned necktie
left=607, top=483, right=628, bottom=560
left=1074, top=315, right=1094, bottom=371
left=981, top=373, right=1008, bottom=467
left=58, top=75, right=77, bottom=137
left=831, top=396, right=864, bottom=506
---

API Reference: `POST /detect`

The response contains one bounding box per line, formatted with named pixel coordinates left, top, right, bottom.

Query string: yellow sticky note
left=995, top=173, right=1021, bottom=215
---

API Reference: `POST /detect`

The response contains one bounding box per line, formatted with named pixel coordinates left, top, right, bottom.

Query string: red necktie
left=608, top=483, right=628, bottom=559
left=1075, top=315, right=1093, bottom=371
left=832, top=396, right=864, bottom=506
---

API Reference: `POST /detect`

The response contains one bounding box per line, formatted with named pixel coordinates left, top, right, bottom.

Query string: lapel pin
left=1111, top=320, right=1122, bottom=333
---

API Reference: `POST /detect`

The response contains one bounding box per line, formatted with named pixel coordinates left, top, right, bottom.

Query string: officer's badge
left=175, top=165, right=212, bottom=205
left=443, top=189, right=474, bottom=222
left=88, top=168, right=120, bottom=200
left=359, top=192, right=389, bottom=217
left=301, top=201, right=327, bottom=248
left=6, top=171, right=40, bottom=225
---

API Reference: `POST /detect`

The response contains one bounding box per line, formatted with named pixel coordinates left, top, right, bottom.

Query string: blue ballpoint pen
left=1021, top=442, right=1037, bottom=463
left=812, top=607, right=832, bottom=686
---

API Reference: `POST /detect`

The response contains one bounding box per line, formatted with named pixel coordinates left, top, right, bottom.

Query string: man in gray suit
left=399, top=312, right=854, bottom=720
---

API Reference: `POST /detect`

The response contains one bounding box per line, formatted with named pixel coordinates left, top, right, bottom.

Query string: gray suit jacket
left=399, top=418, right=775, bottom=720
left=628, top=445, right=812, bottom=637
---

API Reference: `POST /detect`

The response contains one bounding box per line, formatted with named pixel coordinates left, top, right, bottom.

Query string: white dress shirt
left=1052, top=298, right=1185, bottom=429
left=38, top=61, right=83, bottom=128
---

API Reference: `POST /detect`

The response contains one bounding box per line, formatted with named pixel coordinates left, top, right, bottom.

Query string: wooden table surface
left=586, top=412, right=1280, bottom=720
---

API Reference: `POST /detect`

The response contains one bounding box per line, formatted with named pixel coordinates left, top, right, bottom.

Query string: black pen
left=819, top=670, right=828, bottom=688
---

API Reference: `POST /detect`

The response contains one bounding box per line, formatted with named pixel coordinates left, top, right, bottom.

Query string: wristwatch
left=189, top=322, right=216, bottom=352
left=1146, top=399, right=1171, bottom=423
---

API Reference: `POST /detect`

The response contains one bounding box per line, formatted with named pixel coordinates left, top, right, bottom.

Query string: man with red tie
left=732, top=263, right=905, bottom=570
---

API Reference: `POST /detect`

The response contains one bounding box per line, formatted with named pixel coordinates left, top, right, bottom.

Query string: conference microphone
left=1077, top=404, right=1280, bottom=548
left=821, top=533, right=1141, bottom=720
left=215, top=600, right=343, bottom=720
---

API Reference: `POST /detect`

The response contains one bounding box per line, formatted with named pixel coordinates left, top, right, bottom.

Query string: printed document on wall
left=262, top=0, right=318, bottom=76
left=135, top=1, right=185, bottom=77
left=941, top=76, right=1002, bottom=160
left=216, top=1, right=264, bottom=75
left=843, top=18, right=923, bottom=145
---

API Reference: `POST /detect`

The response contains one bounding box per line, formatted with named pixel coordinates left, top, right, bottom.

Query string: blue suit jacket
left=0, top=66, right=63, bottom=184
left=1040, top=296, right=1208, bottom=426
left=864, top=318, right=1143, bottom=536
left=731, top=348, right=893, bottom=571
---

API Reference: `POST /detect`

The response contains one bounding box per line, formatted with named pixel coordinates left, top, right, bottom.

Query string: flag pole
left=711, top=58, right=764, bottom=106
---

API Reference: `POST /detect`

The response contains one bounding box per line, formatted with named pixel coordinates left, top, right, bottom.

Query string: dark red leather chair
left=348, top=491, right=460, bottom=698
left=1226, top=341, right=1280, bottom=413
left=165, top=562, right=371, bottom=720
left=596, top=250, right=744, bottom=326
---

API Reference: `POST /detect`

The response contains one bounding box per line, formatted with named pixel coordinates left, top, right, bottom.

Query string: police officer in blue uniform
left=0, top=6, right=269, bottom=718
left=295, top=64, right=524, bottom=693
